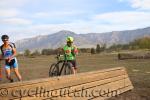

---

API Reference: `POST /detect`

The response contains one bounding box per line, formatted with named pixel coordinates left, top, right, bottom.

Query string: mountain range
left=15, top=27, right=150, bottom=52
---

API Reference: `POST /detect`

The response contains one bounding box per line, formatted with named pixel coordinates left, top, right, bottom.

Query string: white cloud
left=24, top=11, right=150, bottom=34
left=0, top=18, right=32, bottom=26
left=93, top=11, right=150, bottom=26
left=120, top=0, right=150, bottom=10
left=130, top=0, right=150, bottom=10
left=0, top=9, right=19, bottom=17
left=1, top=11, right=150, bottom=41
left=0, top=22, right=95, bottom=42
left=10, top=23, right=91, bottom=35
left=1, top=0, right=150, bottom=41
left=34, top=11, right=85, bottom=18
left=0, top=0, right=30, bottom=8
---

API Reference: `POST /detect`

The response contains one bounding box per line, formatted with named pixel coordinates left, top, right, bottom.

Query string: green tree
left=24, top=49, right=31, bottom=56
left=129, top=37, right=150, bottom=49
left=79, top=48, right=91, bottom=53
left=101, top=43, right=106, bottom=52
left=31, top=50, right=40, bottom=56
left=41, top=49, right=57, bottom=55
left=96, top=44, right=101, bottom=53
left=91, top=48, right=96, bottom=54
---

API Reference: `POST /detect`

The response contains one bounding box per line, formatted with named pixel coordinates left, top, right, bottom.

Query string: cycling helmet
left=66, top=36, right=74, bottom=42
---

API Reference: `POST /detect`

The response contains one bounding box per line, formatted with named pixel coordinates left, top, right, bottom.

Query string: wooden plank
left=17, top=75, right=126, bottom=100
left=0, top=67, right=125, bottom=88
left=20, top=75, right=130, bottom=100
left=50, top=78, right=132, bottom=100
left=2, top=68, right=125, bottom=89
left=92, top=85, right=133, bottom=100
left=2, top=69, right=127, bottom=100
left=87, top=79, right=133, bottom=100
left=0, top=67, right=133, bottom=100
left=7, top=68, right=126, bottom=89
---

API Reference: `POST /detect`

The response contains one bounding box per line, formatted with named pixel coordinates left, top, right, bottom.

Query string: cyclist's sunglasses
left=2, top=39, right=9, bottom=42
left=67, top=41, right=73, bottom=43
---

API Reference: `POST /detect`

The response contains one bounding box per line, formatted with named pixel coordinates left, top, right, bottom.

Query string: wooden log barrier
left=118, top=52, right=150, bottom=60
left=0, top=67, right=133, bottom=100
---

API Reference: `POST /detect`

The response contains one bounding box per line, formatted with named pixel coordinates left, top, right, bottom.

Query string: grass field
left=0, top=53, right=150, bottom=99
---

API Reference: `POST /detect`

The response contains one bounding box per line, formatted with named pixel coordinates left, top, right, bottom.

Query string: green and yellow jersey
left=63, top=45, right=78, bottom=60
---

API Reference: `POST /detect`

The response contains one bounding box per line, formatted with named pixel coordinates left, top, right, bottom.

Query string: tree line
left=22, top=36, right=150, bottom=56
left=22, top=44, right=106, bottom=56
left=108, top=37, right=150, bottom=51
left=23, top=48, right=62, bottom=56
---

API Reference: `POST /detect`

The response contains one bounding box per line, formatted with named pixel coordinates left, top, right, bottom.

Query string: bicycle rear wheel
left=64, top=62, right=72, bottom=75
left=49, top=63, right=59, bottom=77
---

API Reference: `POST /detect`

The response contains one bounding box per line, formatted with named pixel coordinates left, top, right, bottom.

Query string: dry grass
left=0, top=53, right=150, bottom=99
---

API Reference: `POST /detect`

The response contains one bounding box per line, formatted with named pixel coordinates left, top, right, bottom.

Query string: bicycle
left=49, top=54, right=72, bottom=77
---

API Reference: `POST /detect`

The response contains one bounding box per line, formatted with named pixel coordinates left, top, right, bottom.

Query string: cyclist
left=63, top=36, right=78, bottom=74
left=0, top=35, right=22, bottom=82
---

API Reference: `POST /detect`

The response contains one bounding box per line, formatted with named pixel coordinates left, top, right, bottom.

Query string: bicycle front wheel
left=49, top=63, right=59, bottom=77
left=64, top=62, right=72, bottom=75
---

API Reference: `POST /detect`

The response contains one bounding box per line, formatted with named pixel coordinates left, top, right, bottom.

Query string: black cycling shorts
left=67, top=60, right=77, bottom=69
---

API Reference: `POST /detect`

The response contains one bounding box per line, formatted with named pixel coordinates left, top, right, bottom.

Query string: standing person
left=63, top=36, right=78, bottom=74
left=0, top=35, right=22, bottom=82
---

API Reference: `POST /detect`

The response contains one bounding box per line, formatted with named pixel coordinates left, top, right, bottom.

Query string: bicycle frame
left=57, top=61, right=68, bottom=76
left=56, top=54, right=71, bottom=76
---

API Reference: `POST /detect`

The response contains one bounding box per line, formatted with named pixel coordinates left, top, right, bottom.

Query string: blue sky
left=0, top=0, right=150, bottom=43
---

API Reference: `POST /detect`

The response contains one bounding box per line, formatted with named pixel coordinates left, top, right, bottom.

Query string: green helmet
left=66, top=36, right=74, bottom=42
